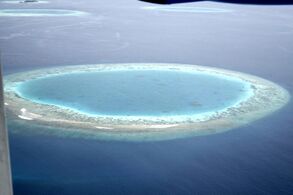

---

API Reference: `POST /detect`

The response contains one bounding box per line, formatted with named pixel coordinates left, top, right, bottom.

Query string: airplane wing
left=0, top=58, right=13, bottom=195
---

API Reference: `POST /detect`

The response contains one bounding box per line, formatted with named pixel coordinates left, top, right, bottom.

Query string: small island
left=4, top=63, right=290, bottom=141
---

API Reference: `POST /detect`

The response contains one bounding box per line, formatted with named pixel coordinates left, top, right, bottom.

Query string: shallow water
left=16, top=70, right=248, bottom=116
left=142, top=6, right=232, bottom=13
left=0, top=9, right=87, bottom=17
left=0, top=1, right=48, bottom=4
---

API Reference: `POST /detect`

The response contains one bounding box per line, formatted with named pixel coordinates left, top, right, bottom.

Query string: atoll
left=4, top=63, right=290, bottom=141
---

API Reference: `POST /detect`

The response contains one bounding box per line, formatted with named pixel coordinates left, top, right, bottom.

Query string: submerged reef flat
left=0, top=0, right=48, bottom=4
left=4, top=63, right=290, bottom=141
left=142, top=6, right=232, bottom=13
left=0, top=9, right=87, bottom=17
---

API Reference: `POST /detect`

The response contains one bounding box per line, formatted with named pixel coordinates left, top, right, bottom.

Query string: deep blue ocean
left=1, top=0, right=293, bottom=194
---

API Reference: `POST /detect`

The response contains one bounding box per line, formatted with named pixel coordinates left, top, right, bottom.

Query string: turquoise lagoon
left=4, top=64, right=289, bottom=141
left=15, top=70, right=250, bottom=117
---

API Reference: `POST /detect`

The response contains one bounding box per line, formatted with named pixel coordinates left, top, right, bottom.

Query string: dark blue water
left=1, top=0, right=293, bottom=194
left=16, top=70, right=248, bottom=116
left=8, top=105, right=293, bottom=194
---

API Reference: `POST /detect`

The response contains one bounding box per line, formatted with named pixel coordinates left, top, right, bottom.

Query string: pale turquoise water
left=0, top=9, right=87, bottom=17
left=15, top=70, right=249, bottom=116
left=142, top=6, right=232, bottom=13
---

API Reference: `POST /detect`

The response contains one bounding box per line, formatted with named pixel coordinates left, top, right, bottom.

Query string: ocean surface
left=1, top=0, right=293, bottom=194
left=15, top=70, right=248, bottom=116
left=0, top=9, right=86, bottom=16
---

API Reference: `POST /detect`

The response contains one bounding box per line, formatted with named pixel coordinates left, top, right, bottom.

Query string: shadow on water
left=140, top=0, right=293, bottom=5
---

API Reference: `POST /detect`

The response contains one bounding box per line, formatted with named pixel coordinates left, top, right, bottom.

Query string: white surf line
left=18, top=108, right=42, bottom=120
left=132, top=124, right=179, bottom=129
left=18, top=115, right=33, bottom=120
left=95, top=126, right=114, bottom=130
